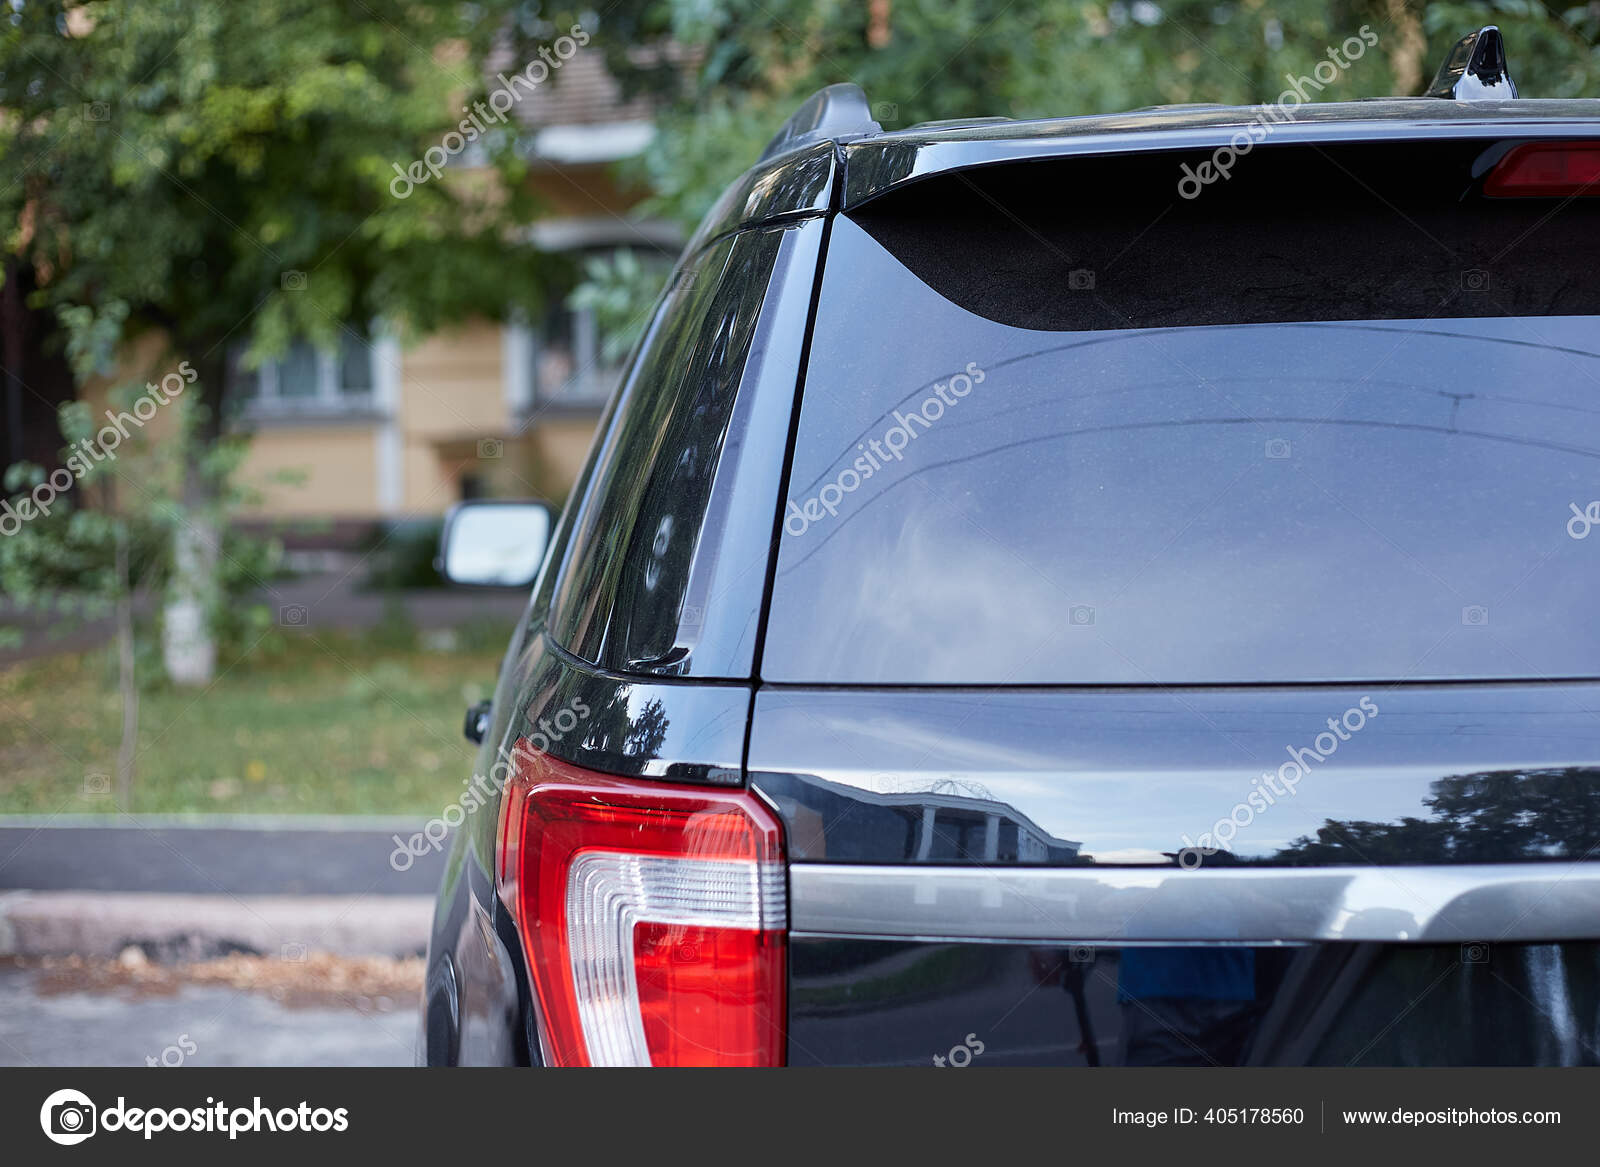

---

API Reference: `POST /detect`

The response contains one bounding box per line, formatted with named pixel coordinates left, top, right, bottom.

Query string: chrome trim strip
left=788, top=863, right=1600, bottom=943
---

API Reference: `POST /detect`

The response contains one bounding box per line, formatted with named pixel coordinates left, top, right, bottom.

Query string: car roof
left=684, top=95, right=1600, bottom=256
left=841, top=97, right=1600, bottom=207
left=689, top=23, right=1600, bottom=252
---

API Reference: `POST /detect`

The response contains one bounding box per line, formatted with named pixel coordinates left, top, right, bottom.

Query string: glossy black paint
left=749, top=685, right=1600, bottom=865
left=513, top=634, right=752, bottom=784
left=758, top=83, right=879, bottom=162
left=423, top=208, right=829, bottom=1063
left=1425, top=26, right=1516, bottom=100
left=841, top=99, right=1600, bottom=207
left=683, top=138, right=835, bottom=256
left=425, top=99, right=1600, bottom=1067
left=462, top=699, right=490, bottom=745
left=788, top=937, right=1600, bottom=1066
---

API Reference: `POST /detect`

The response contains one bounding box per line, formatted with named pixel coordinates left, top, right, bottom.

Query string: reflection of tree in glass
left=582, top=691, right=669, bottom=766
left=1272, top=767, right=1600, bottom=865
left=625, top=699, right=670, bottom=760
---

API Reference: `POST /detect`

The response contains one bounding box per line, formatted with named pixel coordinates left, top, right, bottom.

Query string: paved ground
left=0, top=890, right=434, bottom=961
left=0, top=965, right=416, bottom=1067
left=0, top=821, right=442, bottom=1067
left=0, top=818, right=447, bottom=896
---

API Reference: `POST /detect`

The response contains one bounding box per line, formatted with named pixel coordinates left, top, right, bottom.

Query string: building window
left=229, top=333, right=380, bottom=417
left=528, top=296, right=617, bottom=408
left=514, top=247, right=673, bottom=411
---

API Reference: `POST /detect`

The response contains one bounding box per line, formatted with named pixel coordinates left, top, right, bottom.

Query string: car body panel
left=683, top=138, right=836, bottom=258
left=748, top=684, right=1600, bottom=867
left=426, top=92, right=1600, bottom=1066
left=842, top=99, right=1600, bottom=207
left=424, top=215, right=828, bottom=1063
left=787, top=935, right=1600, bottom=1066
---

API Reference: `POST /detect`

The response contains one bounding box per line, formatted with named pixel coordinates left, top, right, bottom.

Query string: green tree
left=0, top=0, right=573, bottom=683
left=596, top=0, right=1600, bottom=229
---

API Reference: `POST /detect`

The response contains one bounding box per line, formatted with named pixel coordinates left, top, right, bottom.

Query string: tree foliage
left=0, top=0, right=585, bottom=684
left=0, top=1, right=578, bottom=386
left=593, top=0, right=1600, bottom=229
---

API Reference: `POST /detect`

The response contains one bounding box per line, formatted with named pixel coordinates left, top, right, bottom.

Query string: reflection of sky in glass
left=768, top=218, right=1600, bottom=684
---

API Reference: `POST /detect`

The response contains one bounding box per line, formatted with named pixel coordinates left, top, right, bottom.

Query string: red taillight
left=497, top=743, right=786, bottom=1066
left=1484, top=142, right=1600, bottom=197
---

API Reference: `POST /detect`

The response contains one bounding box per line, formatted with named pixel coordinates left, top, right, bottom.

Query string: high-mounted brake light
left=497, top=744, right=786, bottom=1066
left=1484, top=142, right=1600, bottom=198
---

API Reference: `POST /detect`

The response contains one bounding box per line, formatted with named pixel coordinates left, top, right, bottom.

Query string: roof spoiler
left=759, top=83, right=881, bottom=161
left=1425, top=25, right=1518, bottom=100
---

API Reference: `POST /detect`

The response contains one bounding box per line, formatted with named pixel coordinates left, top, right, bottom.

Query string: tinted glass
left=277, top=341, right=320, bottom=398
left=339, top=333, right=372, bottom=393
left=764, top=144, right=1600, bottom=684
left=549, top=227, right=787, bottom=675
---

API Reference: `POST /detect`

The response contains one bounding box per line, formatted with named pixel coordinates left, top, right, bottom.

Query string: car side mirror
left=463, top=699, right=492, bottom=744
left=437, top=500, right=553, bottom=588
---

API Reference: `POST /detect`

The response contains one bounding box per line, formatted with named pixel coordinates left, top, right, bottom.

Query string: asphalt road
left=0, top=818, right=447, bottom=895
left=0, top=966, right=415, bottom=1067
left=0, top=820, right=437, bottom=1067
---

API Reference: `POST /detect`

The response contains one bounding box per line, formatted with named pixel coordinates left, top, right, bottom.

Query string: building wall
left=527, top=163, right=644, bottom=218
left=530, top=416, right=602, bottom=502
left=77, top=321, right=607, bottom=529
left=230, top=320, right=604, bottom=523
left=393, top=322, right=508, bottom=514
left=400, top=322, right=507, bottom=442
left=78, top=331, right=187, bottom=447
left=239, top=425, right=381, bottom=517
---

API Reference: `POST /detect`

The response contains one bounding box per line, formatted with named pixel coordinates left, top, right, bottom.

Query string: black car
left=423, top=27, right=1600, bottom=1067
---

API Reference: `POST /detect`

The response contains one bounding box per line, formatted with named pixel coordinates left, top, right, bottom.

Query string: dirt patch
left=0, top=949, right=423, bottom=1012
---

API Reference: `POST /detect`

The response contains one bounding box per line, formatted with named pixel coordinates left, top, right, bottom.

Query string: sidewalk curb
left=0, top=891, right=432, bottom=961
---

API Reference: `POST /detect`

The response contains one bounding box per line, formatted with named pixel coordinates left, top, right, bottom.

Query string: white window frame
left=508, top=300, right=622, bottom=413
left=238, top=333, right=382, bottom=419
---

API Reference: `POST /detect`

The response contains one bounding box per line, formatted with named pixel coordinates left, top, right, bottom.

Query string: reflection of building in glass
left=902, top=790, right=1080, bottom=863
left=763, top=772, right=1081, bottom=863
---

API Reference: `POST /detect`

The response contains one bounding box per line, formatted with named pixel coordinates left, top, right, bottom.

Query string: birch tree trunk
left=161, top=350, right=225, bottom=687
left=114, top=518, right=139, bottom=808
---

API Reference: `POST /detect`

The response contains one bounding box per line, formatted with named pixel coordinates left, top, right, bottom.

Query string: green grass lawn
left=0, top=627, right=511, bottom=816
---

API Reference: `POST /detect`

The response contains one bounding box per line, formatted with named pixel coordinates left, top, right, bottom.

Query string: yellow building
left=232, top=49, right=680, bottom=528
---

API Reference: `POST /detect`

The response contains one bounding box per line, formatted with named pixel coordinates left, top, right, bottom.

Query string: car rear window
left=762, top=140, right=1600, bottom=684
left=549, top=227, right=786, bottom=675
